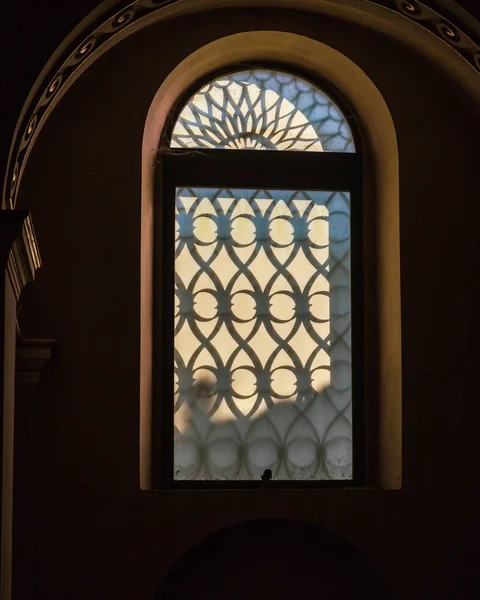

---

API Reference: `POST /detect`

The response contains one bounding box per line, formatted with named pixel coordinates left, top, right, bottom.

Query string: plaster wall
left=15, top=6, right=479, bottom=599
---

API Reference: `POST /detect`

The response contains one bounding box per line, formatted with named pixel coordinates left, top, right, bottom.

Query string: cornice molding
left=2, top=0, right=480, bottom=213
left=16, top=338, right=56, bottom=385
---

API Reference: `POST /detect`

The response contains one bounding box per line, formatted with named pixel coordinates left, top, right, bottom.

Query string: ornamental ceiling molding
left=3, top=0, right=480, bottom=210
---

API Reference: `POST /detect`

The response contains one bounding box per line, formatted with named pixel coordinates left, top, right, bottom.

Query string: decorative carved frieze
left=3, top=0, right=480, bottom=213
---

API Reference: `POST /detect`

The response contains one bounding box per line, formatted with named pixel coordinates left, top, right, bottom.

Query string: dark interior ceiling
left=460, top=0, right=480, bottom=19
left=2, top=0, right=479, bottom=192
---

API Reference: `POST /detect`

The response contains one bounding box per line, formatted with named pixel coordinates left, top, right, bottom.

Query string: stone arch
left=4, top=0, right=480, bottom=211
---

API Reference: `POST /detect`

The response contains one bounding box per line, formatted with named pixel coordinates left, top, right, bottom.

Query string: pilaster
left=0, top=211, right=41, bottom=600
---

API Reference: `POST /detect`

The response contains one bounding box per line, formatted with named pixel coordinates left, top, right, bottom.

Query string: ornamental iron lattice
left=174, top=188, right=352, bottom=480
left=171, top=70, right=355, bottom=152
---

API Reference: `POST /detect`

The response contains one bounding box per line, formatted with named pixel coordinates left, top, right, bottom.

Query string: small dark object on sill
left=261, top=469, right=272, bottom=488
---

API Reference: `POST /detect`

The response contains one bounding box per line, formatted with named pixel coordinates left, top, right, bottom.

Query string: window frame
left=152, top=63, right=365, bottom=490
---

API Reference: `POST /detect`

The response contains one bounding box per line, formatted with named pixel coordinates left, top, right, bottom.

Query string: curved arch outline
left=154, top=517, right=391, bottom=598
left=3, top=0, right=480, bottom=211
left=168, top=67, right=356, bottom=151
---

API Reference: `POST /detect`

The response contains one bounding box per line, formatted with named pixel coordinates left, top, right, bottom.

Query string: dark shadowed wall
left=12, top=5, right=479, bottom=599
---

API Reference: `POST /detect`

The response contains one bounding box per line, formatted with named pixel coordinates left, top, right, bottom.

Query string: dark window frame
left=152, top=63, right=365, bottom=490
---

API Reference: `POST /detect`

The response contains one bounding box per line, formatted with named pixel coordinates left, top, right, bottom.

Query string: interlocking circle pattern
left=174, top=188, right=352, bottom=481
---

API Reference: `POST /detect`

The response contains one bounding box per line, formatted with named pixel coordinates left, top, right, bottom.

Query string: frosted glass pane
left=171, top=70, right=355, bottom=153
left=174, top=188, right=352, bottom=481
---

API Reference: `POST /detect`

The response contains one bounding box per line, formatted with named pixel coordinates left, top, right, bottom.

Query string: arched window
left=155, top=67, right=363, bottom=488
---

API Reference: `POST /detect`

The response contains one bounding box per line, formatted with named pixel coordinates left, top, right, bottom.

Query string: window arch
left=170, top=69, right=355, bottom=152
left=155, top=65, right=363, bottom=488
left=141, top=30, right=401, bottom=492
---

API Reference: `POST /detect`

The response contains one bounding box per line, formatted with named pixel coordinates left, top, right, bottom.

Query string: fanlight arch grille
left=170, top=69, right=355, bottom=152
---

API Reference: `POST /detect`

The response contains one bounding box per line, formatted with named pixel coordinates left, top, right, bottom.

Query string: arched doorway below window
left=155, top=518, right=391, bottom=599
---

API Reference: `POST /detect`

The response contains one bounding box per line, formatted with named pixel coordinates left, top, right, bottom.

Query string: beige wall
left=15, top=6, right=479, bottom=599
